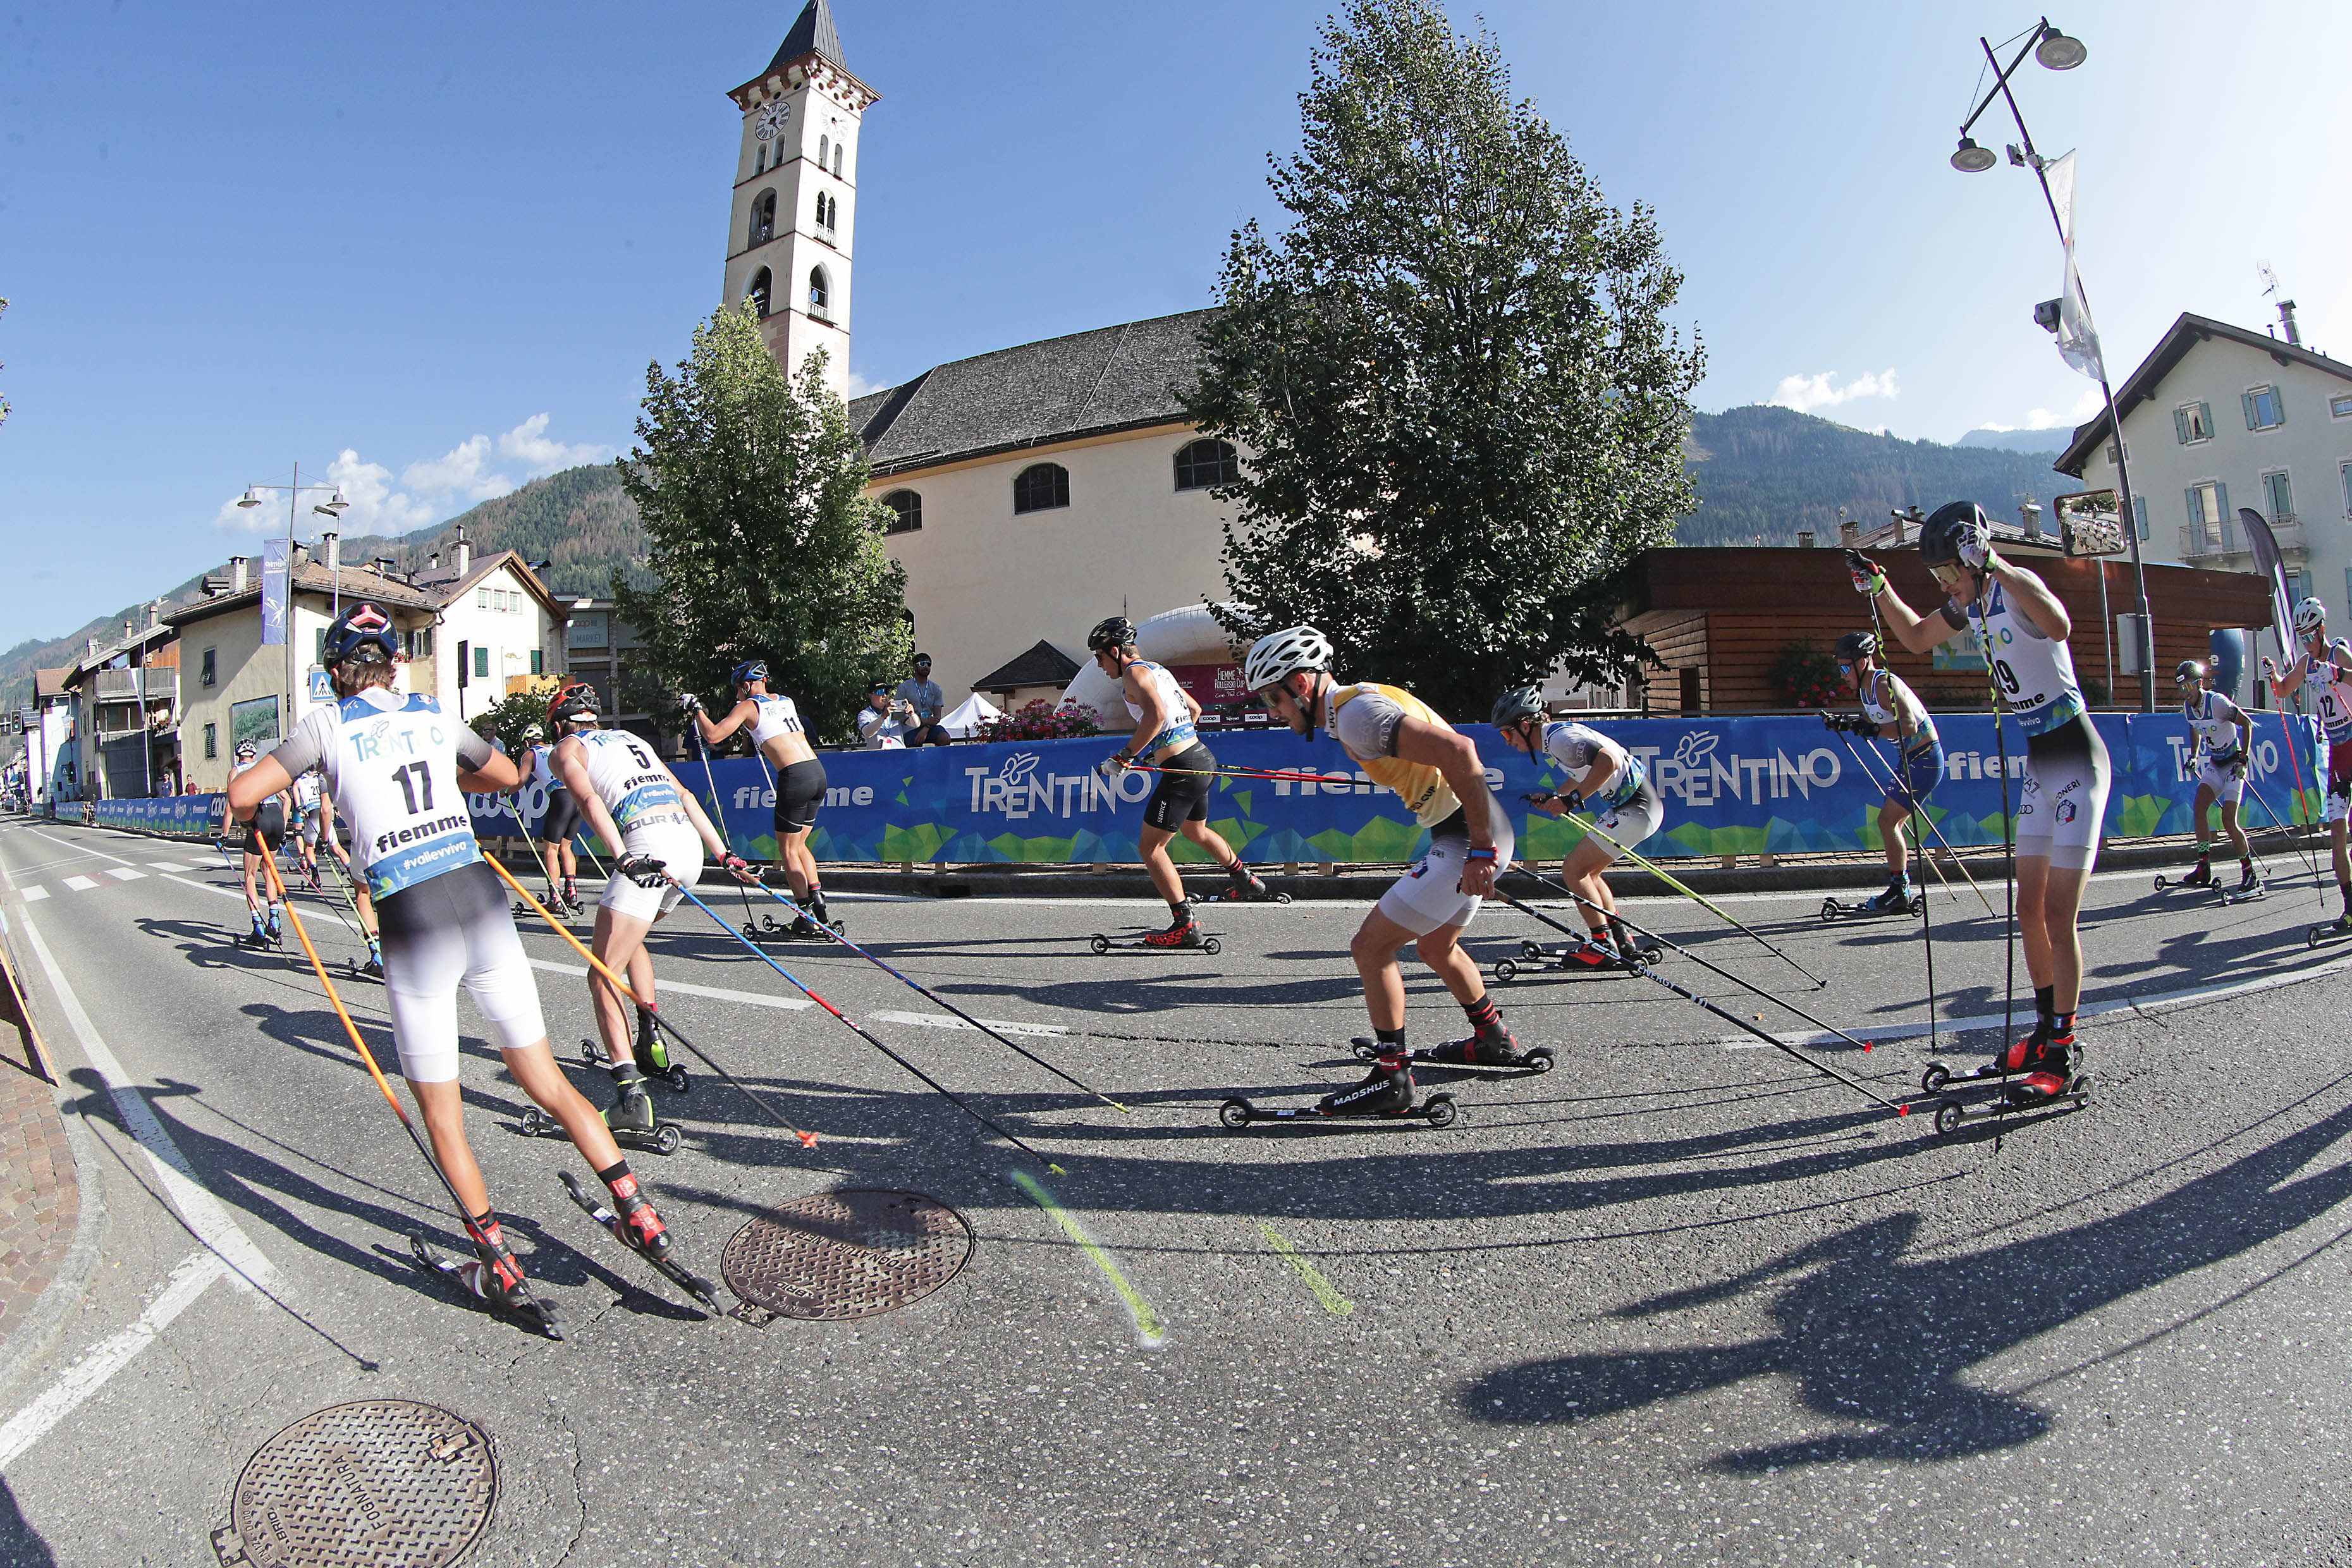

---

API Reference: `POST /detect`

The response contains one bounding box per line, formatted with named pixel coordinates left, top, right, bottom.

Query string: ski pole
left=1834, top=733, right=1997, bottom=919
left=1553, top=809, right=1827, bottom=989
left=687, top=723, right=762, bottom=934
left=740, top=879, right=1129, bottom=1115
left=669, top=881, right=1065, bottom=1172
left=252, top=843, right=560, bottom=1336
left=482, top=852, right=823, bottom=1150
left=2240, top=774, right=2324, bottom=906
left=1972, top=600, right=2021, bottom=1116
left=1497, top=874, right=1882, bottom=1056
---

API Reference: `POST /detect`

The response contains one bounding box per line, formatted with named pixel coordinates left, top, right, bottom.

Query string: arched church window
left=818, top=134, right=830, bottom=169
left=808, top=266, right=830, bottom=316
left=749, top=268, right=773, bottom=317
left=1173, top=438, right=1240, bottom=491
left=754, top=143, right=768, bottom=174
left=880, top=490, right=922, bottom=535
left=749, top=191, right=776, bottom=247
left=832, top=144, right=845, bottom=177
left=1013, top=463, right=1070, bottom=515
left=816, top=190, right=837, bottom=231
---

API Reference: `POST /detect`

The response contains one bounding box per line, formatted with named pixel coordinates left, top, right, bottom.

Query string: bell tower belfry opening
left=723, top=0, right=878, bottom=403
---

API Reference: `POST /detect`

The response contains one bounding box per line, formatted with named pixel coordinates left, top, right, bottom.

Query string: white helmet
left=2294, top=596, right=2328, bottom=637
left=1243, top=625, right=1333, bottom=692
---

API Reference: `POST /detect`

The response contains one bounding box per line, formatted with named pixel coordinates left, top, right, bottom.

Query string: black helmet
left=729, top=659, right=768, bottom=688
left=1918, top=502, right=1994, bottom=571
left=322, top=602, right=398, bottom=667
left=234, top=738, right=259, bottom=759
left=1087, top=616, right=1137, bottom=653
left=546, top=682, right=599, bottom=728
left=2174, top=659, right=2207, bottom=687
left=1834, top=631, right=1878, bottom=662
left=1489, top=683, right=1547, bottom=728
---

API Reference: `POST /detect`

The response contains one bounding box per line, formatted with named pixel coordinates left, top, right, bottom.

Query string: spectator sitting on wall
left=898, top=654, right=948, bottom=746
left=857, top=682, right=910, bottom=749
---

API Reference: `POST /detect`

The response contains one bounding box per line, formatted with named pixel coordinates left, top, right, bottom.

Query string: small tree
left=1183, top=0, right=1705, bottom=720
left=613, top=303, right=910, bottom=745
left=470, top=686, right=557, bottom=760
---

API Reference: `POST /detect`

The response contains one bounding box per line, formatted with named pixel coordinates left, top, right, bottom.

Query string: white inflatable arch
left=1060, top=603, right=1243, bottom=733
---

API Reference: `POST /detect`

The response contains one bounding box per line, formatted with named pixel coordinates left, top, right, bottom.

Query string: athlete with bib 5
left=1822, top=630, right=1944, bottom=913
left=687, top=661, right=831, bottom=936
left=227, top=604, right=685, bottom=1322
left=2171, top=659, right=2258, bottom=894
left=1490, top=686, right=1662, bottom=967
left=525, top=723, right=582, bottom=914
left=2263, top=596, right=2352, bottom=932
left=1854, top=503, right=2107, bottom=1103
left=548, top=682, right=756, bottom=1139
left=1245, top=626, right=1525, bottom=1108
left=1087, top=615, right=1270, bottom=946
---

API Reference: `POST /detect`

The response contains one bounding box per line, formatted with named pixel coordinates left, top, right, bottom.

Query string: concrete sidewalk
left=0, top=952, right=78, bottom=1383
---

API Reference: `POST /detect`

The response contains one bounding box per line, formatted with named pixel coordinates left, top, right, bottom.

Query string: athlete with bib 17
left=1853, top=503, right=2107, bottom=1104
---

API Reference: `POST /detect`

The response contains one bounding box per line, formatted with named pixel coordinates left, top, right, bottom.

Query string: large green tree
left=1184, top=0, right=1705, bottom=720
left=613, top=303, right=909, bottom=745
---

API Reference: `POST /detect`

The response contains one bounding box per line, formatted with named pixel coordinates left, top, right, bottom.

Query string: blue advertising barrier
left=463, top=711, right=2329, bottom=867
left=93, top=794, right=226, bottom=839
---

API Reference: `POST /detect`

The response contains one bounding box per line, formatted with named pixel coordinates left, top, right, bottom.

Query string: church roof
left=761, top=0, right=847, bottom=81
left=852, top=308, right=1219, bottom=479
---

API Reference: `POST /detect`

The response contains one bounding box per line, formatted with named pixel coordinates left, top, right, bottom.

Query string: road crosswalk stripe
left=20, top=886, right=47, bottom=902
left=104, top=867, right=144, bottom=881
left=61, top=876, right=97, bottom=891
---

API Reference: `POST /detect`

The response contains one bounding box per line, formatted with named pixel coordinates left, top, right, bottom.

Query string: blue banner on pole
left=260, top=538, right=289, bottom=647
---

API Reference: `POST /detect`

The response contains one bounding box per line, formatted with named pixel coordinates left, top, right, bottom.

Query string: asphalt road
left=1, top=814, right=2349, bottom=1566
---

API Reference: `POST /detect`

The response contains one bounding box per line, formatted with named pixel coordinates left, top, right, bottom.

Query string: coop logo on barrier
left=964, top=750, right=1145, bottom=821
left=1636, top=730, right=1844, bottom=807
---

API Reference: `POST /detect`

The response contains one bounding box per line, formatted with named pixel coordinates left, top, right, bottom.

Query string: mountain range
left=4, top=405, right=2082, bottom=709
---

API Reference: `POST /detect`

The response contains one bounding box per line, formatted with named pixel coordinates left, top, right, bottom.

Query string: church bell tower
left=723, top=0, right=878, bottom=402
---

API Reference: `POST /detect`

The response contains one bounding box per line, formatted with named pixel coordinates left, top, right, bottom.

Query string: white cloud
left=325, top=449, right=441, bottom=534
left=846, top=369, right=883, bottom=398
left=496, top=413, right=606, bottom=477
left=1769, top=368, right=1901, bottom=414
left=402, top=434, right=511, bottom=502
left=2020, top=388, right=2105, bottom=430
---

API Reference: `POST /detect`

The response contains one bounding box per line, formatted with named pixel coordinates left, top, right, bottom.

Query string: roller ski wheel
left=407, top=1235, right=561, bottom=1341
left=1089, top=930, right=1221, bottom=956
left=557, top=1170, right=721, bottom=1313
left=1192, top=886, right=1292, bottom=905
left=2307, top=917, right=2352, bottom=949
left=517, top=1101, right=682, bottom=1153
left=1820, top=893, right=1925, bottom=921
left=341, top=954, right=384, bottom=984
left=1498, top=943, right=1662, bottom=981
left=1930, top=1073, right=2092, bottom=1136
left=1355, top=1035, right=1553, bottom=1076
left=1218, top=1092, right=1458, bottom=1129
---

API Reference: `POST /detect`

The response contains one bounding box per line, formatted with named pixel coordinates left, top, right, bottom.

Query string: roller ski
left=557, top=1169, right=721, bottom=1313
left=1220, top=1050, right=1457, bottom=1129
left=1820, top=883, right=1925, bottom=921
left=1493, top=931, right=1661, bottom=983
left=574, top=1009, right=690, bottom=1093
left=341, top=939, right=386, bottom=984
left=1091, top=916, right=1221, bottom=956
left=2307, top=911, right=2352, bottom=949
left=1918, top=1030, right=2091, bottom=1136
left=1353, top=1033, right=1553, bottom=1077
left=1189, top=864, right=1292, bottom=905
left=231, top=909, right=283, bottom=953
left=406, top=1222, right=561, bottom=1341
left=520, top=1063, right=683, bottom=1156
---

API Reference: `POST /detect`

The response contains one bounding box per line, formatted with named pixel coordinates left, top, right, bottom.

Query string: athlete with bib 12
left=2264, top=596, right=2352, bottom=935
left=1853, top=503, right=2108, bottom=1103
left=226, top=604, right=689, bottom=1320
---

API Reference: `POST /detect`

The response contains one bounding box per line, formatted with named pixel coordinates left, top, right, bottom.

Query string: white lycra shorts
left=376, top=861, right=548, bottom=1084
left=1376, top=793, right=1517, bottom=937
left=597, top=818, right=706, bottom=923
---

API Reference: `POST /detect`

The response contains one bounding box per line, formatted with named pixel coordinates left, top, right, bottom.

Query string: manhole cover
left=722, top=1190, right=971, bottom=1321
left=223, top=1400, right=494, bottom=1568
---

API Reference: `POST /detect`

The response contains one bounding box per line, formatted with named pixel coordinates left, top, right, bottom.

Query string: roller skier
left=548, top=681, right=757, bottom=1144
left=228, top=738, right=293, bottom=948
left=291, top=765, right=326, bottom=890
left=1489, top=686, right=1662, bottom=969
left=2263, top=597, right=2352, bottom=936
left=1856, top=503, right=2107, bottom=1104
left=525, top=723, right=582, bottom=913
left=687, top=661, right=831, bottom=936
left=303, top=768, right=384, bottom=976
left=1820, top=630, right=1943, bottom=914
left=2169, top=659, right=2258, bottom=895
left=1242, top=626, right=1524, bottom=1110
left=226, top=604, right=689, bottom=1325
left=1086, top=615, right=1271, bottom=947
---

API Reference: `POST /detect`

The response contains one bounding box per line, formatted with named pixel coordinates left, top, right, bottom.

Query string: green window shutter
left=2185, top=486, right=2201, bottom=525
left=2243, top=390, right=2259, bottom=430
left=2215, top=480, right=2229, bottom=527
left=2271, top=386, right=2286, bottom=426
left=2198, top=401, right=2214, bottom=437
left=2174, top=407, right=2190, bottom=443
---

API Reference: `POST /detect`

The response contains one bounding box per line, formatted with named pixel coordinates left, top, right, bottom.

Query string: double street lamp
left=235, top=464, right=349, bottom=740
left=1947, top=17, right=2156, bottom=713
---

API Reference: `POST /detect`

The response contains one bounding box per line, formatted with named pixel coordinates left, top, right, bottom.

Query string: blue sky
left=3, top=1, right=2347, bottom=645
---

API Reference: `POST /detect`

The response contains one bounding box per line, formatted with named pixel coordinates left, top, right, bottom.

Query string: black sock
left=2033, top=984, right=2054, bottom=1026
left=1374, top=1026, right=1406, bottom=1060
left=609, top=1060, right=642, bottom=1087
left=1463, top=995, right=1502, bottom=1035
left=2050, top=1009, right=2076, bottom=1039
left=1168, top=900, right=1191, bottom=923
left=594, top=1159, right=631, bottom=1187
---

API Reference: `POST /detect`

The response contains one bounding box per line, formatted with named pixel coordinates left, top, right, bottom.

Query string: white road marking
left=145, top=861, right=203, bottom=872
left=524, top=957, right=815, bottom=1012
left=0, top=1250, right=225, bottom=1469
left=13, top=910, right=279, bottom=1304
left=19, top=886, right=46, bottom=902
left=103, top=867, right=144, bottom=881
left=872, top=1009, right=1067, bottom=1038
left=59, top=877, right=97, bottom=892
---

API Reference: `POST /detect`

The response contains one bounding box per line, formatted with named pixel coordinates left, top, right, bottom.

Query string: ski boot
left=2004, top=1031, right=2082, bottom=1106
left=1562, top=933, right=1622, bottom=970
left=557, top=1170, right=718, bottom=1309
left=1142, top=914, right=1206, bottom=950
left=2236, top=860, right=2262, bottom=894
left=561, top=877, right=582, bottom=916
left=1407, top=1027, right=1553, bottom=1076
left=235, top=911, right=274, bottom=951
left=407, top=1208, right=559, bottom=1337
left=1867, top=881, right=1914, bottom=916
left=264, top=902, right=282, bottom=942
left=607, top=1065, right=658, bottom=1136
left=2178, top=858, right=2214, bottom=888
left=633, top=1007, right=689, bottom=1092
left=1318, top=1051, right=1418, bottom=1115
left=2308, top=910, right=2352, bottom=948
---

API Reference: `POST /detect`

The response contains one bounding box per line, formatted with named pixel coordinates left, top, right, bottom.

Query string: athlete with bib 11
left=1854, top=503, right=2108, bottom=1103
left=2263, top=596, right=2352, bottom=934
left=227, top=604, right=687, bottom=1318
left=686, top=661, right=831, bottom=937
left=1244, top=625, right=1526, bottom=1112
left=546, top=681, right=757, bottom=1139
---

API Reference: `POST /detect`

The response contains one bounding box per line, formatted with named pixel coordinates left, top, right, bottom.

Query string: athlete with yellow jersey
left=1243, top=626, right=1524, bottom=1114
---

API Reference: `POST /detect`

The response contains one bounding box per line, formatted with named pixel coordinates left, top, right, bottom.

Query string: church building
left=724, top=2, right=1241, bottom=711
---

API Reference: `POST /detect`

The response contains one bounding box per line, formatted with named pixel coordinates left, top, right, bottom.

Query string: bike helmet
left=2294, top=597, right=2329, bottom=638
left=234, top=739, right=259, bottom=760
left=1242, top=625, right=1334, bottom=693
left=546, top=682, right=599, bottom=728
left=728, top=659, right=768, bottom=688
left=1488, top=683, right=1547, bottom=728
left=1834, top=631, right=1878, bottom=663
left=522, top=723, right=544, bottom=742
left=1918, top=502, right=1994, bottom=572
left=322, top=602, right=398, bottom=667
left=1086, top=616, right=1138, bottom=653
left=2174, top=659, right=2207, bottom=688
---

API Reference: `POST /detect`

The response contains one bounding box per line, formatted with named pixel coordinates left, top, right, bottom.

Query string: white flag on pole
left=2043, top=151, right=2105, bottom=381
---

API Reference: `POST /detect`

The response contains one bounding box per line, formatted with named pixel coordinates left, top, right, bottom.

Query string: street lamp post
left=1949, top=18, right=2156, bottom=713
left=235, top=465, right=349, bottom=741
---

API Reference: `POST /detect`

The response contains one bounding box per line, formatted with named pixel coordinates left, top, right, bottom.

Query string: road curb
left=0, top=1043, right=109, bottom=1407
